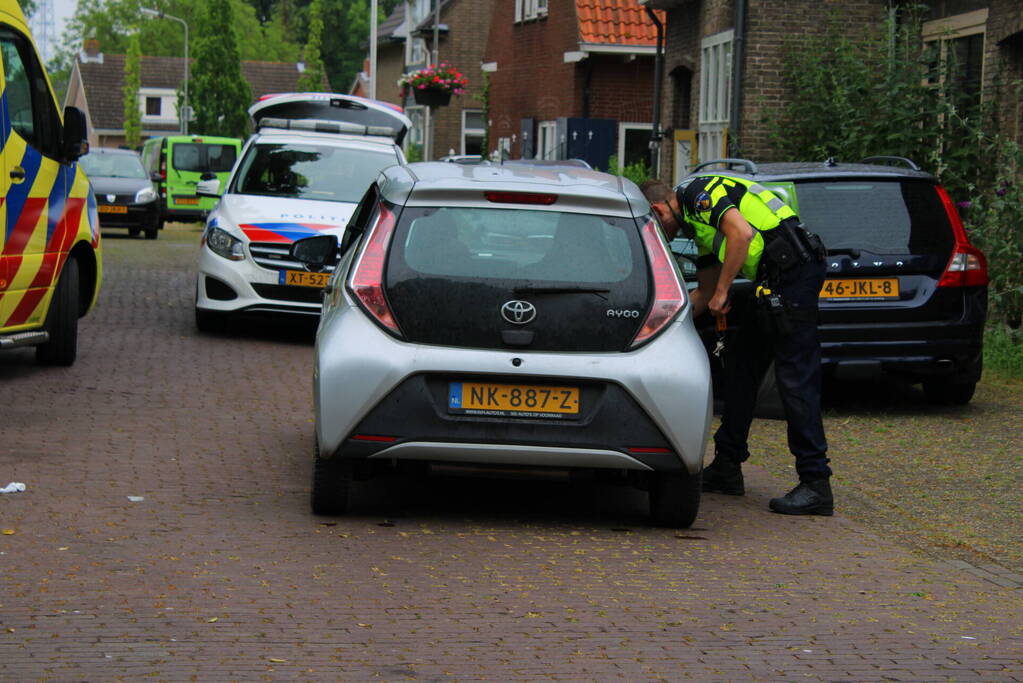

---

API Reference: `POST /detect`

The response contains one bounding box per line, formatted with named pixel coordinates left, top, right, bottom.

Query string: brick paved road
left=1, top=225, right=1021, bottom=682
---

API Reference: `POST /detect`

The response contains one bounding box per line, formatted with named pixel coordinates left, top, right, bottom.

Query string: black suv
left=673, top=157, right=988, bottom=405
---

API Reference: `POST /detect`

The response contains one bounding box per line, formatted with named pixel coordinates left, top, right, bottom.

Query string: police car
left=193, top=93, right=410, bottom=330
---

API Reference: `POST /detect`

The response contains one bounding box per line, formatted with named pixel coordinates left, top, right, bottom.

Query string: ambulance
left=0, top=0, right=100, bottom=365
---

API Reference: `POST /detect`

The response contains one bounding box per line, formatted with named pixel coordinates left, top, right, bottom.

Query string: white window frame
left=409, top=37, right=428, bottom=67
left=698, top=29, right=733, bottom=165
left=537, top=120, right=558, bottom=160
left=409, top=0, right=431, bottom=25
left=922, top=9, right=988, bottom=90
left=461, top=109, right=485, bottom=155
left=139, top=87, right=178, bottom=125
left=515, top=0, right=547, bottom=23
left=617, top=122, right=653, bottom=171
left=406, top=105, right=426, bottom=151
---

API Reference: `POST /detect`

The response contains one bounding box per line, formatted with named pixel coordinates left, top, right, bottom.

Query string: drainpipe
left=644, top=5, right=664, bottom=175
left=728, top=0, right=747, bottom=156
left=582, top=59, right=593, bottom=119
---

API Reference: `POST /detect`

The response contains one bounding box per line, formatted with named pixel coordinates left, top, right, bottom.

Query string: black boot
left=702, top=456, right=744, bottom=496
left=769, top=478, right=833, bottom=516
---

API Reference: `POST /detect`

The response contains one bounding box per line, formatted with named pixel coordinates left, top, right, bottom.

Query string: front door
left=0, top=23, right=69, bottom=329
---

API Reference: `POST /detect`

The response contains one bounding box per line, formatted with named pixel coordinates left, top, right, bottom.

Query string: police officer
left=640, top=175, right=833, bottom=515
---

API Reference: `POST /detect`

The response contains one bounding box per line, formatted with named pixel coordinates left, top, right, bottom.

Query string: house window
left=410, top=38, right=428, bottom=67
left=406, top=105, right=426, bottom=159
left=923, top=9, right=987, bottom=112
left=409, top=0, right=431, bottom=25
left=514, top=0, right=547, bottom=23
left=462, top=109, right=485, bottom=155
left=537, top=120, right=558, bottom=159
left=139, top=87, right=178, bottom=125
left=617, top=123, right=653, bottom=171
left=698, top=29, right=732, bottom=164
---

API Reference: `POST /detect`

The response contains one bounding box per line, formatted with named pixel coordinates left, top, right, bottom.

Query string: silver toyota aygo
left=290, top=161, right=712, bottom=527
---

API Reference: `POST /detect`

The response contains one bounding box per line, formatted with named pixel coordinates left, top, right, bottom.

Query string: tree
left=297, top=0, right=325, bottom=91
left=190, top=0, right=251, bottom=138
left=122, top=30, right=142, bottom=148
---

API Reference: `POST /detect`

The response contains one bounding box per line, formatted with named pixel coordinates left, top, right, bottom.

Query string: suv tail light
left=348, top=203, right=402, bottom=336
left=631, top=218, right=686, bottom=348
left=935, top=186, right=988, bottom=288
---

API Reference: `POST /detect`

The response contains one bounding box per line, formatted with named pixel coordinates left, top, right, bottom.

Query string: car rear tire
left=144, top=226, right=159, bottom=239
left=649, top=470, right=701, bottom=528
left=923, top=379, right=977, bottom=405
left=129, top=227, right=140, bottom=238
left=35, top=258, right=79, bottom=367
left=311, top=446, right=353, bottom=516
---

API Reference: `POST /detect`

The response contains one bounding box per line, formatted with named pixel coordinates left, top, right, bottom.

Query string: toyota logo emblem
left=501, top=300, right=536, bottom=325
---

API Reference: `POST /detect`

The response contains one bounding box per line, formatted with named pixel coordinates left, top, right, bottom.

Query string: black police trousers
left=713, top=258, right=832, bottom=481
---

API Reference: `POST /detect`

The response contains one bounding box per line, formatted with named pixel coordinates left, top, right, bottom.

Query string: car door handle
left=10, top=166, right=26, bottom=182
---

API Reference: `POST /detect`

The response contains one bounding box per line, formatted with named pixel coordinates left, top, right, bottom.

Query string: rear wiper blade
left=514, top=285, right=611, bottom=295
left=827, top=248, right=861, bottom=258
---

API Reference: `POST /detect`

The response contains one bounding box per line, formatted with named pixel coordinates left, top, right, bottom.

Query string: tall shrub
left=190, top=0, right=251, bottom=138
left=122, top=31, right=142, bottom=148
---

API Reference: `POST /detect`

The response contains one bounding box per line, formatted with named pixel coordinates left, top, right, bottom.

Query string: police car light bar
left=257, top=117, right=398, bottom=139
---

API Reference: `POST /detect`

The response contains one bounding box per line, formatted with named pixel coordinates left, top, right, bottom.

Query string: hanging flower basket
left=413, top=88, right=452, bottom=108
left=398, top=63, right=468, bottom=108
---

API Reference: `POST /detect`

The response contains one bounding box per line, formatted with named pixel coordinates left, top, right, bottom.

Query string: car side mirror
left=289, top=235, right=338, bottom=270
left=196, top=178, right=221, bottom=198
left=150, top=171, right=163, bottom=183
left=62, top=106, right=89, bottom=162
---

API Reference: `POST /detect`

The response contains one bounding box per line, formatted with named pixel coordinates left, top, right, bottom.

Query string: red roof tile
left=575, top=0, right=664, bottom=46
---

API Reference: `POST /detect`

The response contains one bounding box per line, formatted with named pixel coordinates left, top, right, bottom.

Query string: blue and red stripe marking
left=239, top=222, right=337, bottom=243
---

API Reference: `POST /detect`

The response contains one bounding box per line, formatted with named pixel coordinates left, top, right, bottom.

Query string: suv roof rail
left=861, top=156, right=921, bottom=171
left=258, top=116, right=397, bottom=139
left=691, top=158, right=759, bottom=175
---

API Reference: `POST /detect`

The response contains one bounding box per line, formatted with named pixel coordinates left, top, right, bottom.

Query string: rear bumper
left=315, top=300, right=713, bottom=475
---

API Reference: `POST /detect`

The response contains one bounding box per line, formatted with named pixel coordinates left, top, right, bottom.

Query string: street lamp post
left=140, top=8, right=189, bottom=134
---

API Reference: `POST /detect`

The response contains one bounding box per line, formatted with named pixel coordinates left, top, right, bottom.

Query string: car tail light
left=348, top=203, right=402, bottom=336
left=631, top=218, right=686, bottom=348
left=935, top=186, right=988, bottom=287
left=484, top=191, right=558, bottom=205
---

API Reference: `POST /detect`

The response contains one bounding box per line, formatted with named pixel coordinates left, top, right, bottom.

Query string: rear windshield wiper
left=514, top=285, right=611, bottom=295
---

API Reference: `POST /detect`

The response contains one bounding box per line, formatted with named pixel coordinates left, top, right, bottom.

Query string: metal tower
left=29, top=0, right=57, bottom=64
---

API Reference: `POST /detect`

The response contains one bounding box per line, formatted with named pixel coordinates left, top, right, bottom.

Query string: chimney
left=80, top=39, right=104, bottom=64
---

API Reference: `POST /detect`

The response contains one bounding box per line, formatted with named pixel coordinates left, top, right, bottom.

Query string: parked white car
left=194, top=93, right=410, bottom=329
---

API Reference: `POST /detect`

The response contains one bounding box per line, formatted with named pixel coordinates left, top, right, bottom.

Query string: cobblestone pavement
left=1, top=226, right=1021, bottom=682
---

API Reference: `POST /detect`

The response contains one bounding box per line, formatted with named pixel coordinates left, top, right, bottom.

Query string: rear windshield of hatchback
left=793, top=180, right=954, bottom=255
left=389, top=206, right=641, bottom=283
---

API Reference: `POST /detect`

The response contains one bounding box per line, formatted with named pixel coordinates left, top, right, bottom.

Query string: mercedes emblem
left=501, top=300, right=537, bottom=325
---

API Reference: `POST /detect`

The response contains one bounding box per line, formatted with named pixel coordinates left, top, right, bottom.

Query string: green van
left=140, top=135, right=241, bottom=226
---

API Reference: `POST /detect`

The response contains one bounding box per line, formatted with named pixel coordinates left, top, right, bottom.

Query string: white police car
left=194, top=93, right=410, bottom=330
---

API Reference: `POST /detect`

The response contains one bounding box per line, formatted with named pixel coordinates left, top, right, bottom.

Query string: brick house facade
left=648, top=0, right=1023, bottom=183
left=363, top=0, right=494, bottom=161
left=483, top=0, right=663, bottom=171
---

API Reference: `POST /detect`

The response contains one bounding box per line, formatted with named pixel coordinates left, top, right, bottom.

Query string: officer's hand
left=709, top=290, right=731, bottom=317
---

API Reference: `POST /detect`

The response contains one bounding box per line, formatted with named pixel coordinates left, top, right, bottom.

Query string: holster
left=760, top=218, right=826, bottom=278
